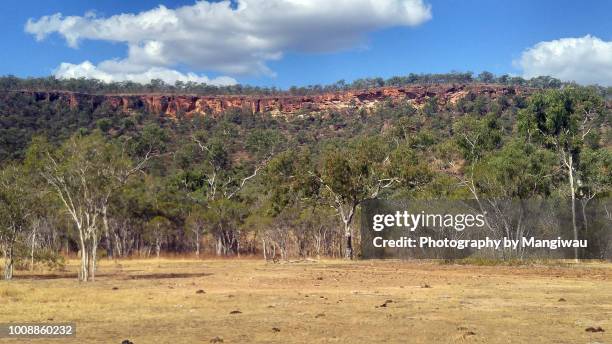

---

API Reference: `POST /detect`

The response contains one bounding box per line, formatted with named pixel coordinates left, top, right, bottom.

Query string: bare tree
left=29, top=134, right=151, bottom=281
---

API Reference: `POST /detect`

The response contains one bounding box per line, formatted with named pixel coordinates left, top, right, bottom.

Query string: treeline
left=0, top=85, right=610, bottom=281
left=3, top=72, right=609, bottom=97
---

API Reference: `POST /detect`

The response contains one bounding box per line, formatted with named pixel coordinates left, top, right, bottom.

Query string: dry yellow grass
left=0, top=258, right=611, bottom=343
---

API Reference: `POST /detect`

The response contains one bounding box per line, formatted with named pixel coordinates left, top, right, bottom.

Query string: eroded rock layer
left=4, top=84, right=533, bottom=118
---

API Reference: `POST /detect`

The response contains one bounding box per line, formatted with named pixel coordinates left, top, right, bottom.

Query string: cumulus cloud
left=516, top=35, right=612, bottom=86
left=54, top=61, right=237, bottom=86
left=25, top=0, right=432, bottom=84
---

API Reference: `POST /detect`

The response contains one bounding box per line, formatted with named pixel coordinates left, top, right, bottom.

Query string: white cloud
left=25, top=0, right=432, bottom=84
left=54, top=61, right=237, bottom=86
left=516, top=35, right=612, bottom=86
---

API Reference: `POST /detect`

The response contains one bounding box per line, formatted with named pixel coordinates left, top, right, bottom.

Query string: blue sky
left=2, top=0, right=612, bottom=88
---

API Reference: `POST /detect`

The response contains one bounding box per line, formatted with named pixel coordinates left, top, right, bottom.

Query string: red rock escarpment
left=4, top=84, right=532, bottom=118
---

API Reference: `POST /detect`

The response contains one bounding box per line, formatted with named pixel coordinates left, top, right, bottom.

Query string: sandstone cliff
left=4, top=84, right=532, bottom=118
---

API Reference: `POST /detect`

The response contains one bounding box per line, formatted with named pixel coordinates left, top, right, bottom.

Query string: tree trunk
left=581, top=199, right=590, bottom=232
left=30, top=227, right=36, bottom=271
left=114, top=232, right=123, bottom=257
left=216, top=237, right=223, bottom=256
left=79, top=248, right=89, bottom=282
left=341, top=204, right=357, bottom=260
left=78, top=228, right=89, bottom=282
left=344, top=221, right=353, bottom=260
left=90, top=239, right=98, bottom=282
left=236, top=230, right=241, bottom=257
left=87, top=248, right=94, bottom=282
left=102, top=206, right=113, bottom=260
left=568, top=154, right=579, bottom=262
left=262, top=238, right=266, bottom=261
left=195, top=231, right=200, bottom=257
left=3, top=245, right=14, bottom=280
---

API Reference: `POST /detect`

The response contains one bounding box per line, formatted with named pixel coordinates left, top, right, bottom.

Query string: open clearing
left=1, top=259, right=611, bottom=343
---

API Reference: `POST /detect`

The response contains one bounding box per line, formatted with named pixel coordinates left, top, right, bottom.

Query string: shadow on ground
left=13, top=272, right=213, bottom=280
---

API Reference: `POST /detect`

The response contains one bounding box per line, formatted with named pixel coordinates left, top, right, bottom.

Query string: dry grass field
left=0, top=258, right=611, bottom=343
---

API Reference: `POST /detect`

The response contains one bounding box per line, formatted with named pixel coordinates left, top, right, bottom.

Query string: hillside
left=0, top=83, right=540, bottom=162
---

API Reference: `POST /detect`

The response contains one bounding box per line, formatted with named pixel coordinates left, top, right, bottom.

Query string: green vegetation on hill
left=4, top=72, right=611, bottom=96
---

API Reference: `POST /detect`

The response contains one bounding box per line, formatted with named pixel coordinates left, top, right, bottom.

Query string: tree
left=185, top=207, right=208, bottom=257
left=477, top=71, right=495, bottom=83
left=0, top=164, right=33, bottom=280
left=577, top=147, right=612, bottom=231
left=311, top=138, right=397, bottom=259
left=474, top=140, right=558, bottom=199
left=242, top=211, right=274, bottom=260
left=26, top=132, right=149, bottom=281
left=204, top=199, right=248, bottom=256
left=260, top=148, right=320, bottom=260
left=470, top=140, right=558, bottom=258
left=518, top=87, right=608, bottom=260
left=146, top=216, right=172, bottom=258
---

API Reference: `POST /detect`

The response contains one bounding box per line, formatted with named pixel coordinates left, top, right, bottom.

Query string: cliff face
left=6, top=84, right=532, bottom=118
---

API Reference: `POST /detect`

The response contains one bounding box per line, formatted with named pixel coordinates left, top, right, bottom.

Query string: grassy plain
left=0, top=258, right=611, bottom=343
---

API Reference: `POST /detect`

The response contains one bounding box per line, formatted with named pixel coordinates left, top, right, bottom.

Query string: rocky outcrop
left=4, top=84, right=532, bottom=119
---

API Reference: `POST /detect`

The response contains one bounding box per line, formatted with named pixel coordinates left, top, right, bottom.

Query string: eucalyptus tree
left=0, top=164, right=34, bottom=280
left=258, top=148, right=320, bottom=260
left=310, top=137, right=399, bottom=259
left=25, top=132, right=150, bottom=281
left=474, top=140, right=558, bottom=199
left=518, top=87, right=609, bottom=260
left=471, top=140, right=559, bottom=257
left=146, top=216, right=172, bottom=258
left=576, top=145, right=612, bottom=230
left=185, top=207, right=208, bottom=257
